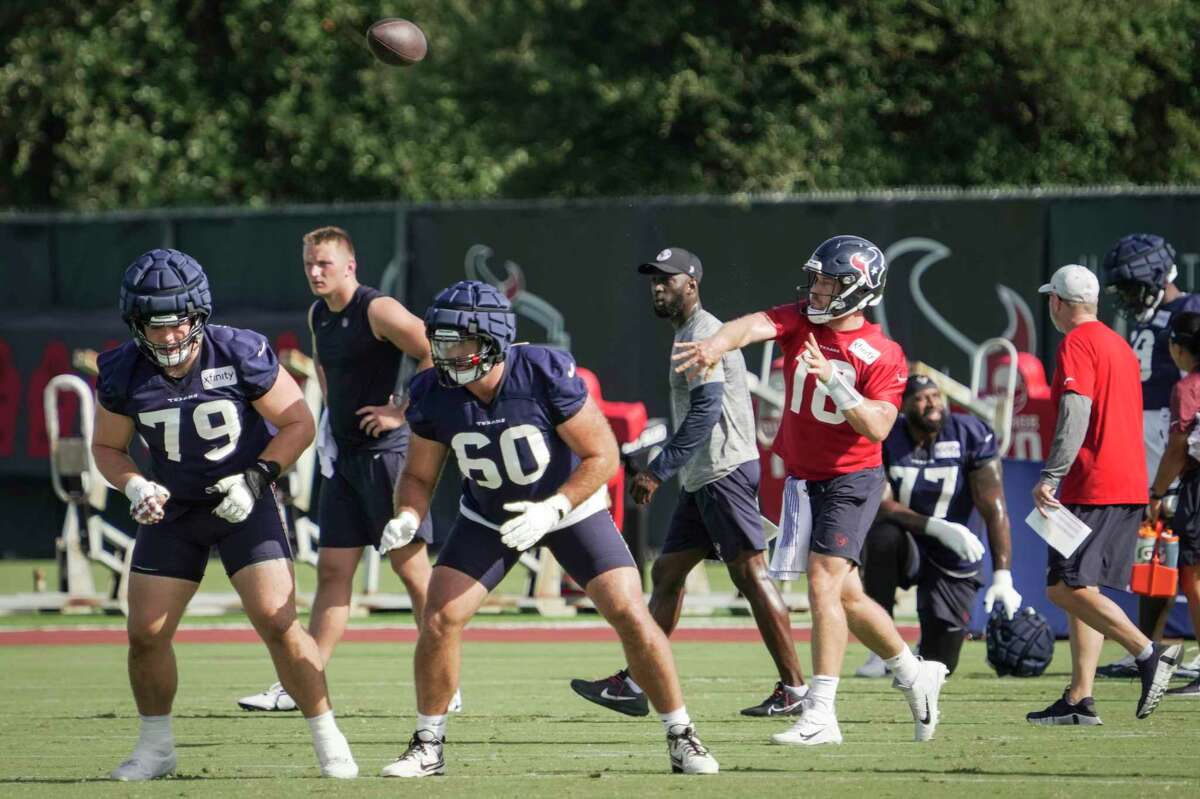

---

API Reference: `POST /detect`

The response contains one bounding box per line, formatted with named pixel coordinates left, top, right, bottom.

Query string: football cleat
left=667, top=725, right=719, bottom=774
left=1026, top=690, right=1103, bottom=726
left=110, top=750, right=177, bottom=781
left=740, top=682, right=807, bottom=717
left=1136, top=643, right=1182, bottom=719
left=1174, top=650, right=1200, bottom=681
left=770, top=708, right=843, bottom=746
left=237, top=681, right=297, bottom=712
left=855, top=652, right=889, bottom=678
left=380, top=730, right=445, bottom=778
left=1165, top=675, right=1200, bottom=697
left=895, top=659, right=948, bottom=742
left=1096, top=654, right=1138, bottom=679
left=319, top=754, right=359, bottom=779
left=569, top=669, right=649, bottom=717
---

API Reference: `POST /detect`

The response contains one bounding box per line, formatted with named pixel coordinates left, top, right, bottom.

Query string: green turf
left=0, top=636, right=1197, bottom=797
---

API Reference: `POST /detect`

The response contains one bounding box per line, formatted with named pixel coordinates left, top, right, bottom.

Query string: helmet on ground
left=120, top=249, right=212, bottom=367
left=1103, top=233, right=1177, bottom=323
left=424, top=280, right=517, bottom=387
left=802, top=235, right=887, bottom=324
left=986, top=605, right=1054, bottom=677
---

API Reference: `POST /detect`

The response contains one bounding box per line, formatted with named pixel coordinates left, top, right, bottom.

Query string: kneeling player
left=377, top=280, right=718, bottom=777
left=858, top=375, right=1020, bottom=678
left=92, top=250, right=356, bottom=780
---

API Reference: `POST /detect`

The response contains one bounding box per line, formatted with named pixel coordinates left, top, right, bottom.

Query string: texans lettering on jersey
left=765, top=302, right=907, bottom=481
left=406, top=345, right=589, bottom=526
left=96, top=326, right=279, bottom=504
left=1130, top=293, right=1200, bottom=410
left=883, top=412, right=999, bottom=574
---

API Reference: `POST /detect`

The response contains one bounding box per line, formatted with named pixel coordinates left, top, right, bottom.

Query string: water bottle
left=1161, top=532, right=1180, bottom=569
left=1135, top=524, right=1157, bottom=564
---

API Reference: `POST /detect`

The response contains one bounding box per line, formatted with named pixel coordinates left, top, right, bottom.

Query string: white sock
left=307, top=710, right=349, bottom=762
left=807, top=675, right=839, bottom=715
left=624, top=673, right=643, bottom=694
left=783, top=683, right=808, bottom=699
left=417, top=713, right=447, bottom=740
left=136, top=714, right=173, bottom=755
left=659, top=706, right=691, bottom=734
left=1134, top=642, right=1155, bottom=663
left=886, top=647, right=921, bottom=687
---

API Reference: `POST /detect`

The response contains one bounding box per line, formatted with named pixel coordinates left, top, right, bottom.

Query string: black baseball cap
left=903, top=374, right=940, bottom=400
left=637, top=247, right=703, bottom=282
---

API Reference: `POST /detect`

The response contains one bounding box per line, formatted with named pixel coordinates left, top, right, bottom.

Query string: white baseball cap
left=1039, top=264, right=1099, bottom=304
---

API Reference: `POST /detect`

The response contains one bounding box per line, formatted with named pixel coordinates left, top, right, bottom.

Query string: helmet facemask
left=800, top=263, right=880, bottom=324
left=1108, top=263, right=1177, bottom=323
left=429, top=328, right=504, bottom=387
left=133, top=311, right=207, bottom=368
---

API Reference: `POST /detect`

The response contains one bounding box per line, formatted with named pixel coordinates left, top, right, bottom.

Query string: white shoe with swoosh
left=896, top=659, right=949, bottom=742
left=770, top=709, right=842, bottom=746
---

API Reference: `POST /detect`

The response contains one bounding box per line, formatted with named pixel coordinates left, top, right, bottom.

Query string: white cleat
left=110, top=750, right=176, bottom=781
left=448, top=689, right=463, bottom=713
left=381, top=730, right=445, bottom=778
left=667, top=725, right=718, bottom=774
left=895, top=659, right=949, bottom=742
left=237, top=681, right=297, bottom=712
left=320, top=754, right=359, bottom=779
left=770, top=708, right=843, bottom=746
left=855, top=652, right=889, bottom=678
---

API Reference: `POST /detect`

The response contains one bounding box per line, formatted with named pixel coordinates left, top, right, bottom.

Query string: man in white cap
left=1027, top=264, right=1181, bottom=726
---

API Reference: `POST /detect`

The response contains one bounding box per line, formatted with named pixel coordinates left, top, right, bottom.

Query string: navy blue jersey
left=1130, top=293, right=1200, bottom=410
left=406, top=345, right=588, bottom=525
left=97, top=325, right=279, bottom=504
left=882, top=413, right=999, bottom=574
left=312, top=286, right=406, bottom=452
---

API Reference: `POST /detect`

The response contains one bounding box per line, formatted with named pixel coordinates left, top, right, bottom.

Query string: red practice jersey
left=1049, top=320, right=1146, bottom=505
left=765, top=303, right=907, bottom=481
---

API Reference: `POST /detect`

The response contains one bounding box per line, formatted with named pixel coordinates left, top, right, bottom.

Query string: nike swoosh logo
left=600, top=688, right=638, bottom=702
left=767, top=702, right=801, bottom=715
left=797, top=730, right=825, bottom=740
left=920, top=698, right=932, bottom=725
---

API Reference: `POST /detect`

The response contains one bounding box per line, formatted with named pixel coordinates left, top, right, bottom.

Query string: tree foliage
left=2, top=0, right=1198, bottom=210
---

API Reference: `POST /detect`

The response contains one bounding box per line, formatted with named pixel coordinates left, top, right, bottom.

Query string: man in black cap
left=856, top=374, right=1019, bottom=677
left=569, top=246, right=808, bottom=717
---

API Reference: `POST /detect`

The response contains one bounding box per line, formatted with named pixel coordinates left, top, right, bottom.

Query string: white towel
left=316, top=408, right=337, bottom=479
left=1189, top=411, right=1200, bottom=461
left=768, top=476, right=811, bottom=579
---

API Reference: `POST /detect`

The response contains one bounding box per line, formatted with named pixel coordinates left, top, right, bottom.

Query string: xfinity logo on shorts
left=201, top=366, right=238, bottom=390
left=933, top=441, right=962, bottom=459
left=848, top=338, right=881, bottom=364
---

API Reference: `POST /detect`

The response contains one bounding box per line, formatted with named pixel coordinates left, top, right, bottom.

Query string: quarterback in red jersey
left=674, top=235, right=948, bottom=747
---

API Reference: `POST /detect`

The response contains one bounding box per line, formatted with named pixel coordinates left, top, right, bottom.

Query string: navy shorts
left=917, top=565, right=984, bottom=631
left=661, top=460, right=765, bottom=563
left=1171, top=471, right=1200, bottom=567
left=318, top=448, right=433, bottom=549
left=808, top=466, right=886, bottom=566
left=131, top=491, right=292, bottom=583
left=436, top=510, right=636, bottom=591
left=1046, top=504, right=1141, bottom=589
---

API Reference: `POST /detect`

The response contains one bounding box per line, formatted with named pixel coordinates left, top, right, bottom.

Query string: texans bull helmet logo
left=849, top=246, right=885, bottom=290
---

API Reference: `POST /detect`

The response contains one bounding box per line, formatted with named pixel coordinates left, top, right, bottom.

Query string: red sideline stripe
left=0, top=625, right=920, bottom=647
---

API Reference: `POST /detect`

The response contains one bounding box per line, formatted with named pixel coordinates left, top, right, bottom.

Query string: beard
left=906, top=407, right=944, bottom=435
left=653, top=297, right=683, bottom=318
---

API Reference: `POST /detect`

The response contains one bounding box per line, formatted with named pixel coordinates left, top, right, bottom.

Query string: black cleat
left=1095, top=656, right=1138, bottom=679
left=1026, top=690, right=1103, bottom=726
left=1165, top=675, right=1200, bottom=697
left=739, top=682, right=806, bottom=717
left=1136, top=643, right=1182, bottom=718
left=569, top=669, right=649, bottom=717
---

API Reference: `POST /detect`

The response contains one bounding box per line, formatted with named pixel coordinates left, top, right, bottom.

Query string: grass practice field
left=2, top=618, right=1198, bottom=798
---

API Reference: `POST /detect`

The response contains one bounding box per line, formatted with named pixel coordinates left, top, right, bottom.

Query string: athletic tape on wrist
left=820, top=369, right=863, bottom=411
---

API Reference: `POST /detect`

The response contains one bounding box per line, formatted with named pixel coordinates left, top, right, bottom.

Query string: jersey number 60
left=451, top=425, right=551, bottom=489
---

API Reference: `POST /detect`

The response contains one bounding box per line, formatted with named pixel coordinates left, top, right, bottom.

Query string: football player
left=570, top=247, right=806, bottom=718
left=856, top=374, right=1019, bottom=678
left=1097, top=234, right=1200, bottom=681
left=237, top=226, right=457, bottom=712
left=376, top=280, right=719, bottom=777
left=674, top=235, right=948, bottom=746
left=92, top=250, right=357, bottom=780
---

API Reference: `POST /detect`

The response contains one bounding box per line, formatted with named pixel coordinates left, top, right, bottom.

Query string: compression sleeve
left=1040, top=392, right=1092, bottom=488
left=646, top=382, right=724, bottom=483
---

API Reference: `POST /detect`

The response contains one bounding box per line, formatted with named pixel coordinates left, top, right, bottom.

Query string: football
left=366, top=18, right=428, bottom=66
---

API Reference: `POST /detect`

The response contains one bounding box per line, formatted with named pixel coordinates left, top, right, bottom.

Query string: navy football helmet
left=120, top=249, right=213, bottom=367
left=802, top=235, right=887, bottom=323
left=424, top=280, right=517, bottom=387
left=1103, top=233, right=1177, bottom=323
left=986, top=605, right=1054, bottom=677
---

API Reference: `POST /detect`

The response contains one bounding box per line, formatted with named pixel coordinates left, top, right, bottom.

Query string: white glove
left=923, top=517, right=985, bottom=562
left=500, top=494, right=572, bottom=551
left=379, top=510, right=421, bottom=554
left=984, top=569, right=1022, bottom=620
left=206, top=473, right=256, bottom=523
left=124, top=475, right=170, bottom=525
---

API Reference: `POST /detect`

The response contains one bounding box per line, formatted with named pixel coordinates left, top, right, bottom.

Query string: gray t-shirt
left=669, top=307, right=760, bottom=492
